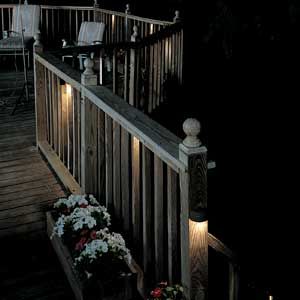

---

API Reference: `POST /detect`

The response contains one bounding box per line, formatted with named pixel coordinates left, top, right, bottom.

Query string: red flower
left=151, top=288, right=162, bottom=298
left=90, top=230, right=97, bottom=240
left=79, top=204, right=88, bottom=208
left=75, top=237, right=87, bottom=251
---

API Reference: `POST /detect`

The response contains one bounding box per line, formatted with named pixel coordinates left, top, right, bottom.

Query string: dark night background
left=2, top=0, right=298, bottom=298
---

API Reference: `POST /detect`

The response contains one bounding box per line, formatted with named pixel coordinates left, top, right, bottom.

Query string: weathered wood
left=167, top=166, right=179, bottom=283
left=38, top=140, right=81, bottom=194
left=154, top=156, right=164, bottom=281
left=46, top=212, right=139, bottom=300
left=34, top=61, right=47, bottom=143
left=61, top=85, right=68, bottom=165
left=67, top=84, right=74, bottom=173
left=97, top=109, right=106, bottom=204
left=179, top=169, right=191, bottom=300
left=121, top=128, right=131, bottom=232
left=229, top=263, right=239, bottom=300
left=142, top=145, right=153, bottom=282
left=132, top=136, right=141, bottom=258
left=105, top=114, right=113, bottom=211
left=113, top=121, right=121, bottom=220
left=179, top=119, right=208, bottom=300
left=46, top=212, right=84, bottom=300
left=84, top=99, right=97, bottom=194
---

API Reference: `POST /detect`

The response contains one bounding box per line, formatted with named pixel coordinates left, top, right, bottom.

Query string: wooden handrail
left=208, top=233, right=236, bottom=262
left=41, top=6, right=94, bottom=11
left=49, top=21, right=183, bottom=56
left=35, top=51, right=185, bottom=172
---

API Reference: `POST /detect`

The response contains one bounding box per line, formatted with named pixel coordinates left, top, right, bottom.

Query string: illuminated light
left=112, top=14, right=115, bottom=25
left=150, top=24, right=154, bottom=34
left=133, top=136, right=139, bottom=151
left=269, top=296, right=273, bottom=300
left=189, top=219, right=208, bottom=234
left=66, top=84, right=72, bottom=97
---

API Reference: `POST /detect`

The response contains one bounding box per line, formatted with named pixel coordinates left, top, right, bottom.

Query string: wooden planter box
left=46, top=212, right=139, bottom=300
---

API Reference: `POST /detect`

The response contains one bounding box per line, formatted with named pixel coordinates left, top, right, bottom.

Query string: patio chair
left=0, top=4, right=40, bottom=69
left=0, top=3, right=40, bottom=113
left=62, top=21, right=105, bottom=70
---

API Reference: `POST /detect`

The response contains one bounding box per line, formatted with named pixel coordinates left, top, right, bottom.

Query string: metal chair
left=0, top=3, right=40, bottom=113
left=62, top=21, right=105, bottom=70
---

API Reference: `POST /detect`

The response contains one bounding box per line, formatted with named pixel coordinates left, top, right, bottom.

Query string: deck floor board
left=0, top=74, right=66, bottom=238
left=0, top=71, right=74, bottom=300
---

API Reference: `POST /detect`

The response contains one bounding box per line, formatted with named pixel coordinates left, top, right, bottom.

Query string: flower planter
left=46, top=211, right=138, bottom=300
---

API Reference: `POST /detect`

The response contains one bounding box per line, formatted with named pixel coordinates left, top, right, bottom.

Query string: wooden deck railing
left=0, top=3, right=175, bottom=46
left=34, top=45, right=207, bottom=299
left=51, top=21, right=183, bottom=114
left=208, top=233, right=240, bottom=300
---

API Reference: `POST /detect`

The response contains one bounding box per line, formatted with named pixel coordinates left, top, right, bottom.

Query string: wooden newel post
left=34, top=33, right=45, bottom=146
left=179, top=119, right=208, bottom=300
left=94, top=0, right=100, bottom=22
left=129, top=26, right=140, bottom=107
left=125, top=4, right=131, bottom=41
left=81, top=58, right=98, bottom=194
left=173, top=10, right=182, bottom=23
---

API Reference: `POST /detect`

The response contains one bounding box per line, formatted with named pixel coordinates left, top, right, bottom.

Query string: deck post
left=93, top=0, right=100, bottom=22
left=129, top=26, right=140, bottom=107
left=80, top=57, right=98, bottom=194
left=125, top=4, right=131, bottom=41
left=173, top=10, right=182, bottom=23
left=179, top=119, right=208, bottom=300
left=34, top=32, right=46, bottom=146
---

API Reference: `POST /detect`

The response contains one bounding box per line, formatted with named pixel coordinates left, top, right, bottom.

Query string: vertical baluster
left=1, top=8, right=4, bottom=35
left=47, top=70, right=53, bottom=147
left=34, top=60, right=47, bottom=144
left=154, top=156, right=164, bottom=281
left=105, top=114, right=113, bottom=210
left=69, top=9, right=72, bottom=40
left=113, top=121, right=121, bottom=221
left=72, top=89, right=78, bottom=179
left=57, top=9, right=60, bottom=39
left=62, top=84, right=68, bottom=166
left=52, top=73, right=58, bottom=153
left=142, top=146, right=153, bottom=284
left=113, top=48, right=118, bottom=95
left=75, top=10, right=78, bottom=41
left=56, top=77, right=62, bottom=159
left=52, top=9, right=55, bottom=42
left=67, top=85, right=74, bottom=174
left=148, top=43, right=153, bottom=112
left=46, top=9, right=49, bottom=43
left=132, top=136, right=141, bottom=259
left=121, top=128, right=130, bottom=232
left=77, top=90, right=81, bottom=185
left=157, top=39, right=162, bottom=106
left=167, top=167, right=179, bottom=283
left=161, top=39, right=165, bottom=103
left=97, top=109, right=106, bottom=205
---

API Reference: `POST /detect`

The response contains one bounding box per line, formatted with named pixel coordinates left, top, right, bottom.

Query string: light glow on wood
left=189, top=219, right=208, bottom=298
left=150, top=24, right=154, bottom=34
left=189, top=220, right=208, bottom=236
left=66, top=83, right=72, bottom=97
left=133, top=136, right=139, bottom=152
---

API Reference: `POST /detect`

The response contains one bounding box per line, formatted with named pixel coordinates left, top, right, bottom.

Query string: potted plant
left=47, top=194, right=138, bottom=300
left=148, top=282, right=184, bottom=300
